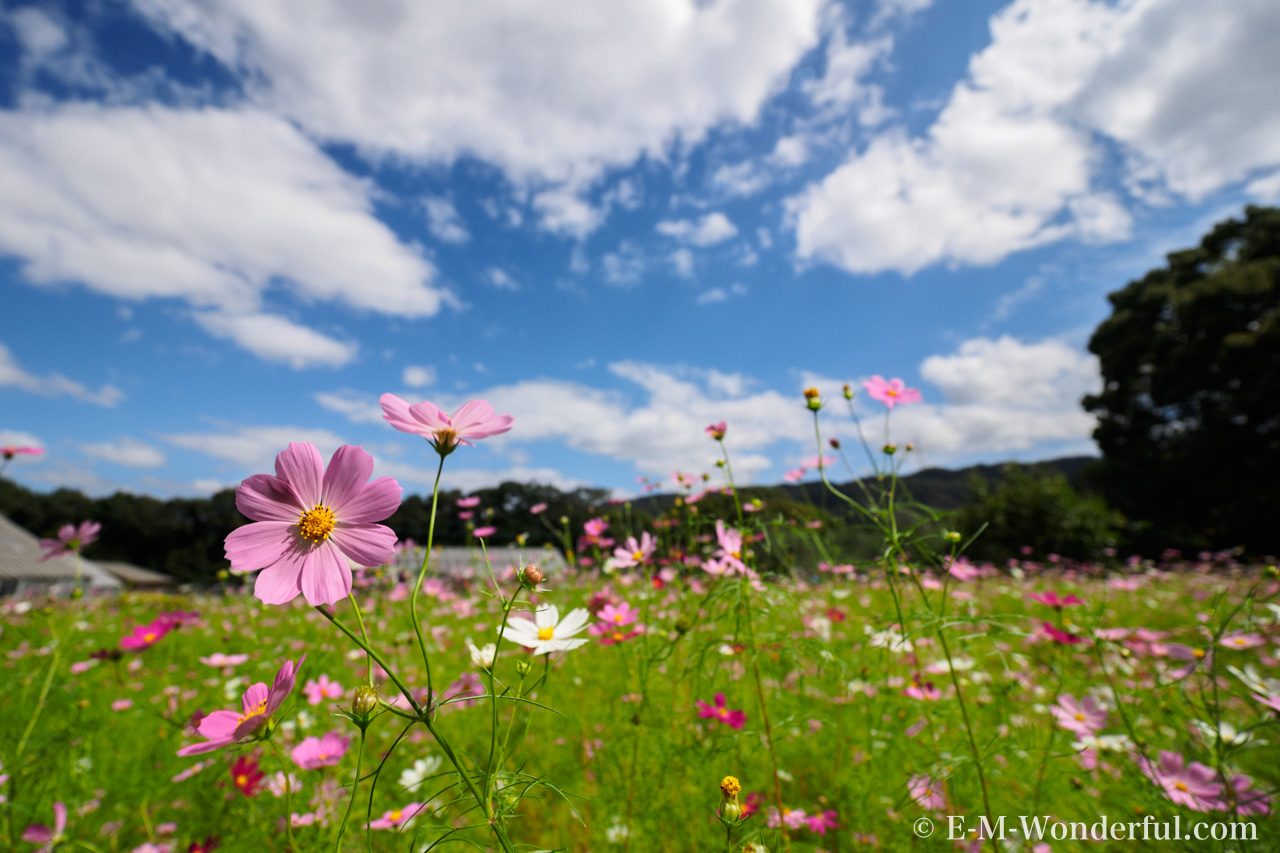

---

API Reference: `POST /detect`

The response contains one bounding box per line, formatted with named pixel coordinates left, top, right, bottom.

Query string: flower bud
left=520, top=565, right=544, bottom=588
left=352, top=684, right=378, bottom=715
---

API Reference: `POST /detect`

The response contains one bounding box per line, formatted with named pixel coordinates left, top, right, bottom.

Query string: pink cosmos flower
left=1137, top=750, right=1222, bottom=812
left=472, top=525, right=496, bottom=538
left=291, top=731, right=350, bottom=770
left=367, top=803, right=423, bottom=830
left=225, top=443, right=402, bottom=607
left=37, top=521, right=100, bottom=562
left=2, top=444, right=43, bottom=460
left=862, top=375, right=922, bottom=409
left=908, top=775, right=946, bottom=811
left=380, top=394, right=513, bottom=456
left=705, top=422, right=727, bottom=440
left=199, top=653, right=249, bottom=668
left=119, top=618, right=172, bottom=651
left=456, top=496, right=481, bottom=508
left=303, top=674, right=344, bottom=706
left=1029, top=591, right=1085, bottom=608
left=807, top=810, right=839, bottom=834
left=1220, top=633, right=1265, bottom=650
left=176, top=655, right=304, bottom=756
left=612, top=533, right=655, bottom=569
left=22, top=801, right=67, bottom=850
left=696, top=693, right=746, bottom=729
left=529, top=503, right=548, bottom=514
left=1050, top=694, right=1107, bottom=735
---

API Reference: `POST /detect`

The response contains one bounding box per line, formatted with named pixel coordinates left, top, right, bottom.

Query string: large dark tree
left=1083, top=205, right=1280, bottom=554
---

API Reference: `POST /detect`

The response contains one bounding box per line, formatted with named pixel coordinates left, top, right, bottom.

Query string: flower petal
left=322, top=445, right=375, bottom=511
left=274, top=442, right=324, bottom=506
left=225, top=522, right=295, bottom=572
left=236, top=474, right=303, bottom=521
left=300, top=542, right=352, bottom=606
left=331, top=522, right=397, bottom=567
left=336, top=476, right=402, bottom=523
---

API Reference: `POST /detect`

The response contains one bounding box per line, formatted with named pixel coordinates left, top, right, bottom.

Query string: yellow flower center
left=297, top=505, right=336, bottom=542
left=390, top=809, right=403, bottom=822
left=537, top=626, right=555, bottom=641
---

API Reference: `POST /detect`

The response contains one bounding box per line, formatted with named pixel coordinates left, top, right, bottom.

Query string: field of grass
left=3, top=545, right=1278, bottom=852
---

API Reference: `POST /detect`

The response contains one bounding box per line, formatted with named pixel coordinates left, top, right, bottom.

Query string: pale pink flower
left=225, top=443, right=402, bottom=607
left=177, top=655, right=305, bottom=756
left=380, top=394, right=513, bottom=456
left=1051, top=694, right=1107, bottom=735
left=862, top=375, right=922, bottom=409
left=612, top=533, right=655, bottom=568
left=37, top=521, right=100, bottom=562
left=303, top=674, right=344, bottom=706
left=291, top=731, right=351, bottom=770
left=1136, top=750, right=1222, bottom=812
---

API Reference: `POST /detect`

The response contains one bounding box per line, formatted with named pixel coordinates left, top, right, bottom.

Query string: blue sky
left=1, top=0, right=1277, bottom=499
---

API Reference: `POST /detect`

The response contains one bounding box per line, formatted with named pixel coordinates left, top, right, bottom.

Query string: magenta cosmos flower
left=225, top=443, right=401, bottom=607
left=1137, top=750, right=1222, bottom=812
left=2, top=444, right=42, bottom=460
left=291, top=731, right=350, bottom=770
left=37, top=520, right=100, bottom=562
left=862, top=375, right=922, bottom=409
left=176, top=655, right=304, bottom=756
left=696, top=693, right=746, bottom=729
left=380, top=394, right=513, bottom=456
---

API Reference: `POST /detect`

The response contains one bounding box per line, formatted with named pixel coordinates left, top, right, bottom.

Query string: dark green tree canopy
left=1083, top=205, right=1280, bottom=554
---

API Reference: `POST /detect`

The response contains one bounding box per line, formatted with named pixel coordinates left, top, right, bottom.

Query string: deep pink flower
left=230, top=755, right=264, bottom=797
left=119, top=618, right=172, bottom=651
left=612, top=533, right=655, bottom=568
left=380, top=394, right=513, bottom=456
left=225, top=443, right=402, bottom=607
left=908, top=775, right=946, bottom=811
left=1137, top=750, right=1222, bottom=812
left=2, top=445, right=42, bottom=460
left=1050, top=694, right=1107, bottom=735
left=696, top=693, right=746, bottom=729
left=367, top=803, right=423, bottom=830
left=22, top=801, right=67, bottom=849
left=176, top=655, right=305, bottom=756
left=303, top=674, right=344, bottom=706
left=291, top=731, right=350, bottom=770
left=806, top=810, right=839, bottom=834
left=37, top=521, right=100, bottom=562
left=1029, top=591, right=1085, bottom=608
left=862, top=375, right=922, bottom=409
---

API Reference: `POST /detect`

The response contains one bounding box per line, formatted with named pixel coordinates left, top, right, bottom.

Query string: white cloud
left=128, top=0, right=826, bottom=200
left=162, top=425, right=349, bottom=470
left=81, top=437, right=167, bottom=468
left=402, top=365, right=437, bottom=388
left=423, top=196, right=470, bottom=244
left=0, top=104, right=444, bottom=362
left=656, top=212, right=738, bottom=246
left=193, top=311, right=357, bottom=369
left=0, top=342, right=124, bottom=406
left=485, top=267, right=521, bottom=291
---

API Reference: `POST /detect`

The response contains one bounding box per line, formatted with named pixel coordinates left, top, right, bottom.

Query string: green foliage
left=1084, top=204, right=1280, bottom=554
left=958, top=464, right=1118, bottom=561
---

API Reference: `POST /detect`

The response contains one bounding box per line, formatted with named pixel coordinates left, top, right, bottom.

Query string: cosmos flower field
left=2, top=385, right=1278, bottom=852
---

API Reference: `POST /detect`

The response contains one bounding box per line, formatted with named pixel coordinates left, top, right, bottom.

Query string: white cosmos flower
left=468, top=641, right=496, bottom=670
left=499, top=605, right=590, bottom=655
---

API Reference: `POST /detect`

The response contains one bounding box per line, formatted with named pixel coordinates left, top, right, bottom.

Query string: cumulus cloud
left=81, top=437, right=167, bottom=468
left=0, top=104, right=444, bottom=365
left=128, top=0, right=826, bottom=206
left=0, top=342, right=124, bottom=405
left=656, top=212, right=739, bottom=247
